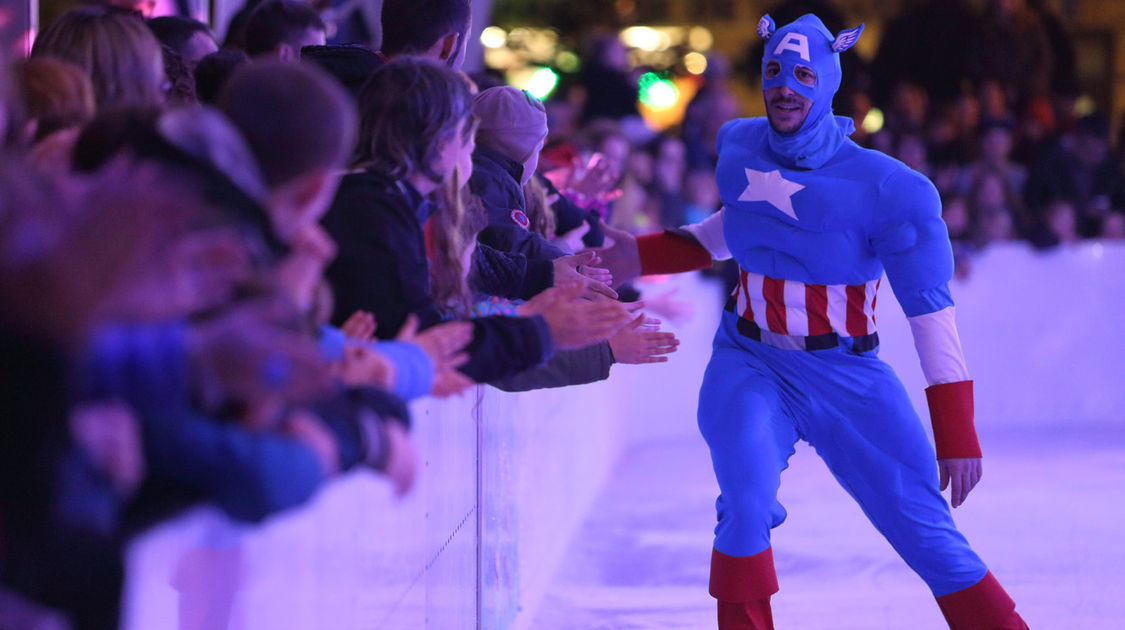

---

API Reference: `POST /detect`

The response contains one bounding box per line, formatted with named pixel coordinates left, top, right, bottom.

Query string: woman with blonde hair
left=31, top=7, right=165, bottom=111
left=322, top=57, right=635, bottom=383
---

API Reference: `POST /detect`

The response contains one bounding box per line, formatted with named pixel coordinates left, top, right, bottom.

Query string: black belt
left=724, top=295, right=879, bottom=353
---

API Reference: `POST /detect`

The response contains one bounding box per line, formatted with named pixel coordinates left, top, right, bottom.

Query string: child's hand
left=340, top=310, right=376, bottom=342
left=335, top=345, right=396, bottom=390
left=608, top=313, right=680, bottom=364
left=69, top=401, right=145, bottom=496
left=381, top=421, right=417, bottom=498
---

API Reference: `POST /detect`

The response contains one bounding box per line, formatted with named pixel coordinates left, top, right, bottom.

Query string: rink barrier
left=120, top=241, right=1124, bottom=629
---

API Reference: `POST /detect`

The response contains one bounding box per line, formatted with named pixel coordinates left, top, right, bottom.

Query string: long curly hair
left=350, top=57, right=472, bottom=183
left=427, top=166, right=484, bottom=313
left=522, top=175, right=556, bottom=239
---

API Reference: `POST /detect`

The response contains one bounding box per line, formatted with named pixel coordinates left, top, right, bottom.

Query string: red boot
left=710, top=547, right=778, bottom=630
left=717, top=599, right=774, bottom=630
left=936, top=571, right=1029, bottom=630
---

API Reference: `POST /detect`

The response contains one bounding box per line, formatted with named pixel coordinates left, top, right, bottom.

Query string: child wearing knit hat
left=469, top=85, right=623, bottom=306
left=473, top=86, right=548, bottom=186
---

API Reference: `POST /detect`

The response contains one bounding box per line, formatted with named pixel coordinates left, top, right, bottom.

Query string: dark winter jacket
left=322, top=170, right=555, bottom=382
left=468, top=241, right=549, bottom=301
left=490, top=343, right=614, bottom=392
left=0, top=329, right=126, bottom=630
left=469, top=145, right=565, bottom=266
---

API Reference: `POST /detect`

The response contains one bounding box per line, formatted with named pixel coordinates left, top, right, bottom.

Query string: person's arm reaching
left=587, top=209, right=729, bottom=286
left=137, top=407, right=329, bottom=523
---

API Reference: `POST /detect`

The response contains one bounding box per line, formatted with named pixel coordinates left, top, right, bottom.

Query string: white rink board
left=121, top=241, right=1125, bottom=629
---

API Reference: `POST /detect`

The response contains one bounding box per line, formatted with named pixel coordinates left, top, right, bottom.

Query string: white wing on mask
left=830, top=24, right=865, bottom=53
left=757, top=14, right=776, bottom=41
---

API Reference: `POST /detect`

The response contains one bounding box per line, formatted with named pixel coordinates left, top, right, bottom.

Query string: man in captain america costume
left=590, top=13, right=1030, bottom=630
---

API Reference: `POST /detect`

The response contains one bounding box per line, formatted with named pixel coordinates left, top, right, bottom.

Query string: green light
left=638, top=72, right=679, bottom=109
left=525, top=67, right=559, bottom=100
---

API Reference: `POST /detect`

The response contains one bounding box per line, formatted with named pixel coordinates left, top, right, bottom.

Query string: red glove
left=926, top=380, right=982, bottom=459
left=636, top=231, right=712, bottom=276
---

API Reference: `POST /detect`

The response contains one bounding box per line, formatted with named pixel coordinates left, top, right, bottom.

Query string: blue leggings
left=698, top=311, right=987, bottom=597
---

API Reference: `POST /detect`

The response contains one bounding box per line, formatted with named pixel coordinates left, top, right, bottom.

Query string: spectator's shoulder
left=327, top=172, right=411, bottom=226
left=336, top=170, right=397, bottom=198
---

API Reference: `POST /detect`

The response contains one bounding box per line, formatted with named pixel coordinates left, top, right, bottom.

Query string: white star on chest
left=738, top=168, right=805, bottom=221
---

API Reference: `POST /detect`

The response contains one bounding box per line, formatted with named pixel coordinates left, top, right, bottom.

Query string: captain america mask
left=759, top=14, right=863, bottom=136
left=764, top=64, right=815, bottom=134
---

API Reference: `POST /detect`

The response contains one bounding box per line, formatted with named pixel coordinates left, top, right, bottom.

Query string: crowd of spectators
left=860, top=0, right=1125, bottom=258
left=0, top=0, right=684, bottom=628
left=544, top=0, right=1125, bottom=282
left=1, top=0, right=1122, bottom=627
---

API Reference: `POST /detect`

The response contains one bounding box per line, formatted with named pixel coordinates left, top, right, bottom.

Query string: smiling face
left=763, top=59, right=815, bottom=134
left=761, top=45, right=819, bottom=135
left=764, top=85, right=812, bottom=135
left=759, top=15, right=846, bottom=137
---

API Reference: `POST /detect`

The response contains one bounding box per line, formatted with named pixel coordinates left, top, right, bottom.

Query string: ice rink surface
left=530, top=421, right=1125, bottom=629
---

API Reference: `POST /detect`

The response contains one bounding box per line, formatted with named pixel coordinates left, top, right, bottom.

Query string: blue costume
left=633, top=14, right=1028, bottom=630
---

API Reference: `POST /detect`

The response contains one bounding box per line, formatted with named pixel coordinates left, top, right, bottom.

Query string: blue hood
left=758, top=13, right=863, bottom=169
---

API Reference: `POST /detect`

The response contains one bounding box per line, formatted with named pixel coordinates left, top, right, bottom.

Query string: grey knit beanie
left=473, top=86, right=548, bottom=164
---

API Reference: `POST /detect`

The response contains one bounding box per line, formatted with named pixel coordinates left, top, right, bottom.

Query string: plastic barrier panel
left=121, top=241, right=1125, bottom=629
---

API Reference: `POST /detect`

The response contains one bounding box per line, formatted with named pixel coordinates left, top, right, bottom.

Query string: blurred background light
left=522, top=66, right=560, bottom=100
left=555, top=50, right=580, bottom=73
left=638, top=72, right=679, bottom=109
left=688, top=26, right=713, bottom=51
left=862, top=107, right=885, bottom=134
left=480, top=26, right=507, bottom=49
left=621, top=26, right=668, bottom=52
left=684, top=52, right=707, bottom=75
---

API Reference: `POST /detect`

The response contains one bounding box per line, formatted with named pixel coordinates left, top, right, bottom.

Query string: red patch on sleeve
left=511, top=209, right=530, bottom=230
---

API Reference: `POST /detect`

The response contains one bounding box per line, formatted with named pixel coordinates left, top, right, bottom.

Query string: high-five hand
left=580, top=222, right=641, bottom=288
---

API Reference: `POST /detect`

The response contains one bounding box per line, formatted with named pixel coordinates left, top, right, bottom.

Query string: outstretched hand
left=381, top=420, right=417, bottom=497
left=939, top=457, right=982, bottom=508
left=336, top=345, right=396, bottom=390
left=69, top=401, right=145, bottom=496
left=580, top=222, right=640, bottom=288
left=560, top=152, right=621, bottom=208
left=397, top=316, right=472, bottom=371
left=341, top=310, right=377, bottom=341
left=188, top=299, right=332, bottom=411
left=518, top=284, right=634, bottom=350
left=108, top=227, right=253, bottom=321
left=553, top=251, right=617, bottom=300
left=609, top=313, right=680, bottom=364
left=395, top=315, right=474, bottom=397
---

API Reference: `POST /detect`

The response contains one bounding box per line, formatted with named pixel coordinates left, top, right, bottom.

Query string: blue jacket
left=77, top=322, right=329, bottom=525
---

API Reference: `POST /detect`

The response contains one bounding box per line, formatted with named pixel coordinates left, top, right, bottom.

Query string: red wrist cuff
left=926, top=380, right=982, bottom=459
left=636, top=231, right=712, bottom=276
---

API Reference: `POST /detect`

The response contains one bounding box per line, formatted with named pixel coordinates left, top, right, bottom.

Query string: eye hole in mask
left=793, top=65, right=817, bottom=87
left=764, top=60, right=817, bottom=88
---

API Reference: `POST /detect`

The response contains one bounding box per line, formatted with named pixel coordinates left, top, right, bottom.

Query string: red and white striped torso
left=732, top=268, right=881, bottom=339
